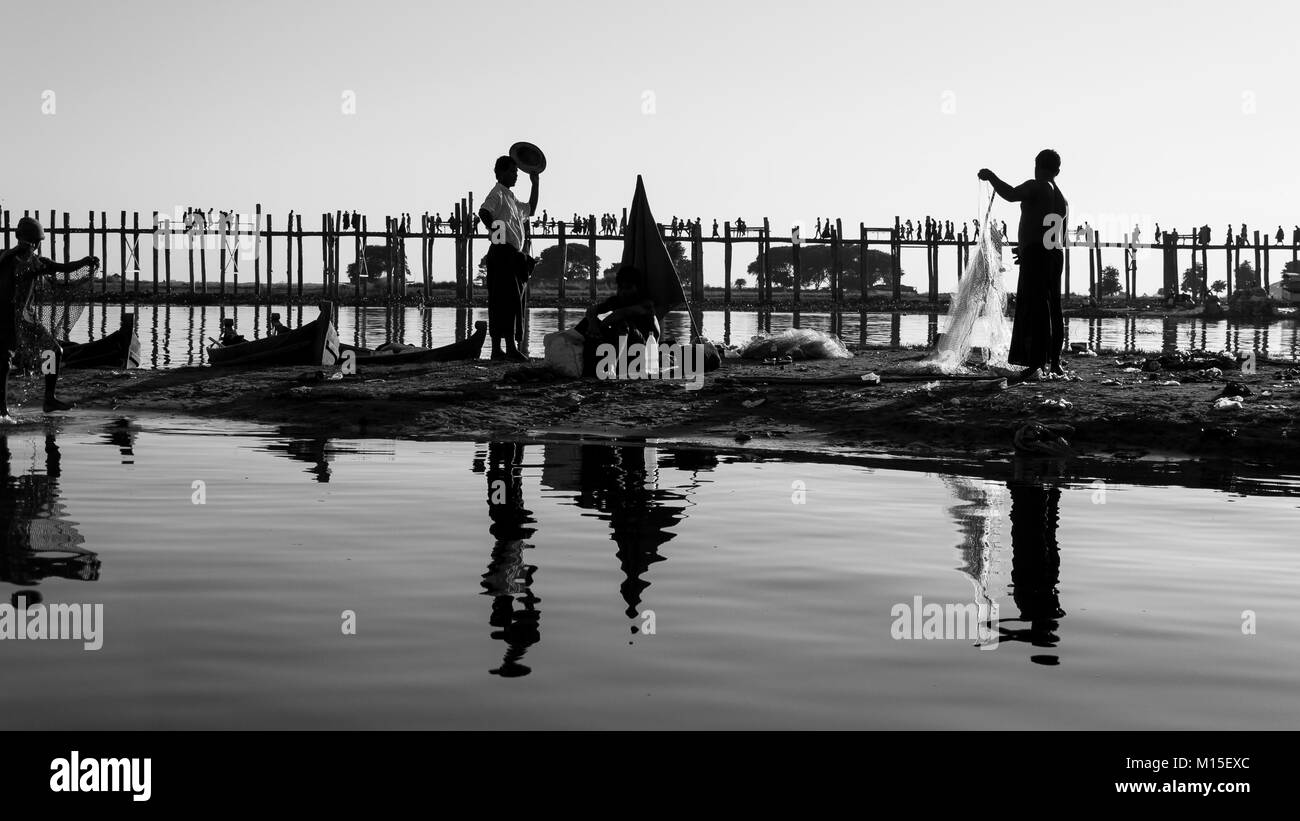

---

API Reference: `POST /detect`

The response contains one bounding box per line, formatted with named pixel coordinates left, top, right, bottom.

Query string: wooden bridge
left=4, top=204, right=1296, bottom=308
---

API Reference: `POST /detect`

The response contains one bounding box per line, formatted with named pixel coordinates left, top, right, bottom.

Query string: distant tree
left=665, top=240, right=691, bottom=281
left=346, top=243, right=409, bottom=284
left=486, top=243, right=599, bottom=285
left=1234, top=261, right=1259, bottom=290
left=746, top=244, right=898, bottom=291
left=734, top=277, right=748, bottom=289
left=1099, top=265, right=1123, bottom=297
left=1180, top=262, right=1205, bottom=297
left=1210, top=279, right=1227, bottom=295
left=1283, top=259, right=1300, bottom=275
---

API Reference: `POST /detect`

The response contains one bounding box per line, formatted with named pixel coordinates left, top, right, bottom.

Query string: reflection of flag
left=621, top=176, right=687, bottom=321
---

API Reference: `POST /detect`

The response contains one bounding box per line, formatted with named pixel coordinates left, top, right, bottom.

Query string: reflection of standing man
left=1, top=433, right=100, bottom=586
left=479, top=156, right=539, bottom=362
left=997, top=461, right=1065, bottom=664
left=480, top=442, right=541, bottom=678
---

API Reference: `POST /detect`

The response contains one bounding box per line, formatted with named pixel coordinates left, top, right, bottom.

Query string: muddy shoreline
left=11, top=346, right=1295, bottom=467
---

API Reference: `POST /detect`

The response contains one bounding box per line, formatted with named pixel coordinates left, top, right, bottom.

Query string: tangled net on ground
left=737, top=328, right=853, bottom=360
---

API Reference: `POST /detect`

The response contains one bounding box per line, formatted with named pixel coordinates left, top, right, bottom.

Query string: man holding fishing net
left=0, top=216, right=98, bottom=418
left=979, top=149, right=1068, bottom=380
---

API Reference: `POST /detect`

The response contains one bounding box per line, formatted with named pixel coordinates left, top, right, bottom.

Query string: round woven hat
left=509, top=141, right=547, bottom=174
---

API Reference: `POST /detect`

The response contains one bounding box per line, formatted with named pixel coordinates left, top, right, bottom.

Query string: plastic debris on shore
left=737, top=328, right=852, bottom=361
left=1183, top=367, right=1223, bottom=382
left=904, top=381, right=941, bottom=394
left=1216, top=382, right=1252, bottom=399
left=1213, top=397, right=1244, bottom=412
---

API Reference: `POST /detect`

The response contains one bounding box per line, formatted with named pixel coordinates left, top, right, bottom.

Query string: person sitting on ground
left=576, top=265, right=659, bottom=379
left=269, top=313, right=290, bottom=335
left=219, top=318, right=247, bottom=346
left=580, top=264, right=658, bottom=347
left=0, top=217, right=97, bottom=416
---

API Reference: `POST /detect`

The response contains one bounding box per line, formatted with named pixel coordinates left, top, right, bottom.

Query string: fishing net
left=898, top=196, right=1012, bottom=375
left=737, top=328, right=853, bottom=360
left=30, top=260, right=98, bottom=337
left=13, top=260, right=98, bottom=370
left=941, top=475, right=1007, bottom=647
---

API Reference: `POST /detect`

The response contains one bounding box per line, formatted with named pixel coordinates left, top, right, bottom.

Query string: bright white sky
left=2, top=0, right=1296, bottom=293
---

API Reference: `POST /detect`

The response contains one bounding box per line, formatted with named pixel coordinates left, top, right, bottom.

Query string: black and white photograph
left=0, top=0, right=1290, bottom=804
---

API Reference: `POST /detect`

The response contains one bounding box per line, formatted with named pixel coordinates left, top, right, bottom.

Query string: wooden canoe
left=207, top=302, right=340, bottom=367
left=341, top=321, right=487, bottom=366
left=63, top=313, right=142, bottom=370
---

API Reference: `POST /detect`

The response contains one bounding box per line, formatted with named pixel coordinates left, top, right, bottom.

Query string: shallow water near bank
left=0, top=412, right=1296, bottom=730
left=58, top=304, right=1300, bottom=368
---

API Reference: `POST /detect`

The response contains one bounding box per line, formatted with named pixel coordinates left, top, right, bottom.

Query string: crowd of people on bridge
left=900, top=218, right=1010, bottom=243
left=1149, top=223, right=1300, bottom=247
left=407, top=207, right=1300, bottom=251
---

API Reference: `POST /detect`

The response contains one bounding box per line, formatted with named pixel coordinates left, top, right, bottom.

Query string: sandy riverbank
left=10, top=346, right=1296, bottom=465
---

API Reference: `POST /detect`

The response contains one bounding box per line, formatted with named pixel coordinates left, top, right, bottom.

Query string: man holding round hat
left=1, top=216, right=98, bottom=417
left=479, top=154, right=539, bottom=362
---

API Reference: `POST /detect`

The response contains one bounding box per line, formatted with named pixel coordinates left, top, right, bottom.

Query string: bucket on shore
left=543, top=328, right=584, bottom=377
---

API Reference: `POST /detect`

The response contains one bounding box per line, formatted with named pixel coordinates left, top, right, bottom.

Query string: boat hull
left=207, top=303, right=340, bottom=368
left=341, top=321, right=487, bottom=366
left=62, top=313, right=142, bottom=370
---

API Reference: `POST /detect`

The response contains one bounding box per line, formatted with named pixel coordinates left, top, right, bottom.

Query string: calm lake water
left=60, top=304, right=1300, bottom=368
left=1, top=413, right=1297, bottom=730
